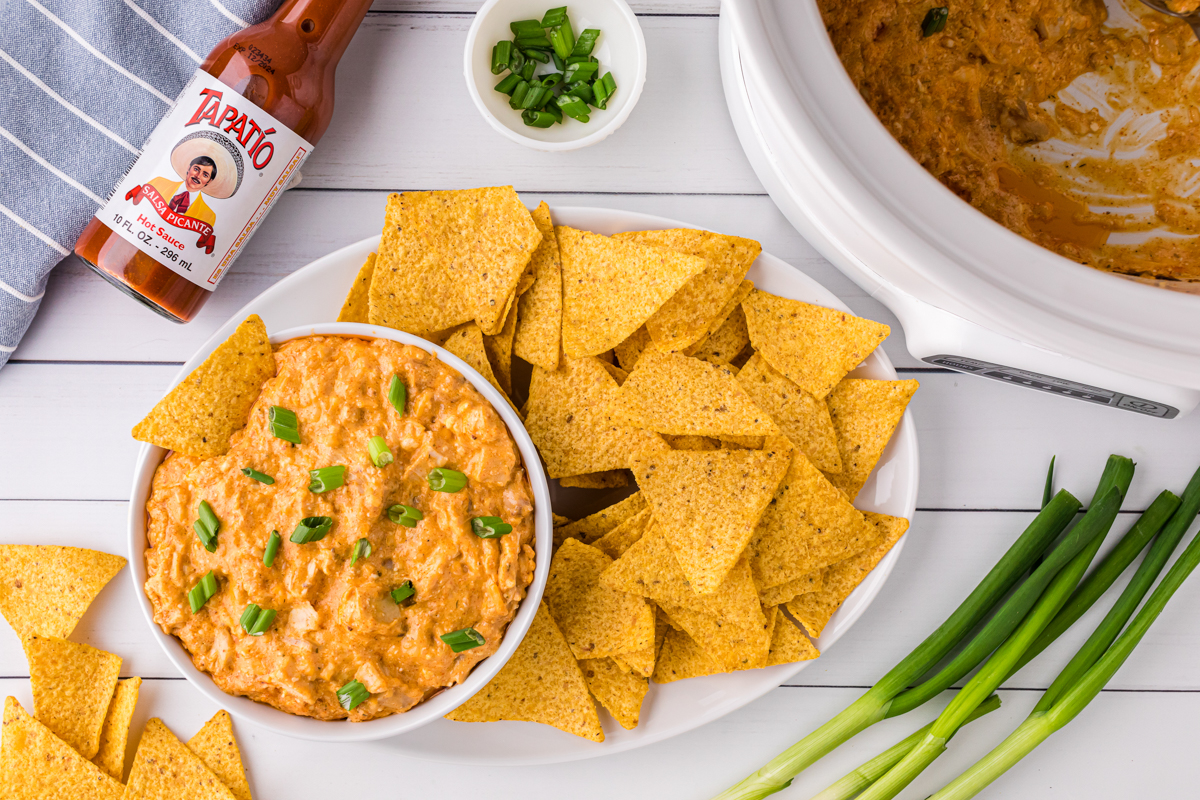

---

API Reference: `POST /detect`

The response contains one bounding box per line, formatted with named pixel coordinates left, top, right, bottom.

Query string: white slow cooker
left=720, top=0, right=1200, bottom=419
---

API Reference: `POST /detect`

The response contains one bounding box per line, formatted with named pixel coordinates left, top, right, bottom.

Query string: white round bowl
left=463, top=0, right=647, bottom=151
left=128, top=322, right=554, bottom=742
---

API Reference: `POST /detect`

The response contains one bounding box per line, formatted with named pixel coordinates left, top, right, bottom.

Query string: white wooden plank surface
left=3, top=1, right=1199, bottom=798
left=0, top=679, right=1193, bottom=799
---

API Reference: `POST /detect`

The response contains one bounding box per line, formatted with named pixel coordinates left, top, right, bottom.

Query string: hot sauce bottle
left=74, top=0, right=373, bottom=323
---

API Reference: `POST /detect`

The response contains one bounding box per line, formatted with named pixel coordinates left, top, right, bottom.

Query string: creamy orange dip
left=144, top=335, right=536, bottom=721
left=820, top=0, right=1200, bottom=285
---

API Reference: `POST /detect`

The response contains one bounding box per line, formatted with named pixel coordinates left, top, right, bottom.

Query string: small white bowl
left=464, top=0, right=647, bottom=151
left=128, top=322, right=553, bottom=742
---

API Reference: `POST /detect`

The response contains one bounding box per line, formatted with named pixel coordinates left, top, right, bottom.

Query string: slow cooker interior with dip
left=819, top=0, right=1200, bottom=289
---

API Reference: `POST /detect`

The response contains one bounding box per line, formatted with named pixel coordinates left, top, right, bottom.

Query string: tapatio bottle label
left=94, top=69, right=312, bottom=290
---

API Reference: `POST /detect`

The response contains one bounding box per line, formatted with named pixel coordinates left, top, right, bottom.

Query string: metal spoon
left=1139, top=0, right=1200, bottom=43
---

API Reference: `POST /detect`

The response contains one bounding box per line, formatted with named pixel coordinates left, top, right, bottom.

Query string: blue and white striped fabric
left=0, top=0, right=281, bottom=369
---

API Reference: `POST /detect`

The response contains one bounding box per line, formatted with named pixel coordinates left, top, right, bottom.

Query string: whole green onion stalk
left=806, top=486, right=1181, bottom=800
left=1011, top=487, right=1183, bottom=676
left=711, top=456, right=1132, bottom=800
left=928, top=465, right=1200, bottom=800
left=885, top=455, right=1134, bottom=719
left=808, top=696, right=1001, bottom=800
left=709, top=486, right=1083, bottom=800
left=852, top=482, right=1127, bottom=800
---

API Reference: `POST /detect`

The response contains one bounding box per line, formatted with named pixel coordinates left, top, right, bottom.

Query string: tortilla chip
left=0, top=545, right=126, bottom=639
left=619, top=618, right=676, bottom=681
left=600, top=523, right=765, bottom=627
left=693, top=305, right=750, bottom=366
left=652, top=628, right=722, bottom=683
left=441, top=322, right=515, bottom=409
left=516, top=266, right=537, bottom=297
left=758, top=569, right=825, bottom=608
left=553, top=515, right=577, bottom=553
left=763, top=603, right=778, bottom=641
left=545, top=539, right=655, bottom=660
left=446, top=602, right=603, bottom=741
left=601, top=361, right=629, bottom=386
left=512, top=202, right=563, bottom=371
left=1, top=697, right=123, bottom=800
left=659, top=599, right=769, bottom=672
left=662, top=434, right=721, bottom=451
left=610, top=350, right=778, bottom=438
left=525, top=357, right=663, bottom=478
left=614, top=326, right=652, bottom=372
left=579, top=658, right=648, bottom=730
left=613, top=229, right=760, bottom=353
left=787, top=513, right=909, bottom=638
left=825, top=379, right=919, bottom=501
left=125, top=718, right=238, bottom=800
left=558, top=492, right=646, bottom=545
left=611, top=635, right=656, bottom=678
left=592, top=508, right=651, bottom=559
left=188, top=710, right=252, bottom=800
left=368, top=188, right=541, bottom=336
left=737, top=352, right=842, bottom=473
left=742, top=291, right=890, bottom=400
left=483, top=301, right=519, bottom=395
left=336, top=253, right=375, bottom=323
left=718, top=434, right=763, bottom=449
left=628, top=444, right=791, bottom=594
left=559, top=470, right=630, bottom=490
left=132, top=314, right=275, bottom=458
left=685, top=280, right=756, bottom=357
left=557, top=226, right=707, bottom=357
left=658, top=605, right=683, bottom=631
left=767, top=613, right=821, bottom=666
left=91, top=677, right=140, bottom=781
left=24, top=635, right=121, bottom=759
left=749, top=453, right=876, bottom=589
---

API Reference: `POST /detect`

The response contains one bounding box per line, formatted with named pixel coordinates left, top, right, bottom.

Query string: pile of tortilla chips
left=340, top=187, right=918, bottom=741
left=0, top=545, right=253, bottom=798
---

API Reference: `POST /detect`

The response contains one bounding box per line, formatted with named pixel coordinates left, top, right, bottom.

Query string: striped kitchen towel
left=0, top=0, right=280, bottom=369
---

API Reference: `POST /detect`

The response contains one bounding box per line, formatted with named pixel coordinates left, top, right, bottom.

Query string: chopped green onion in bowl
left=241, top=467, right=275, bottom=485
left=188, top=570, right=219, bottom=614
left=428, top=467, right=468, bottom=493
left=351, top=538, right=372, bottom=565
left=391, top=580, right=416, bottom=605
left=240, top=603, right=277, bottom=636
left=268, top=405, right=301, bottom=444
left=922, top=7, right=949, bottom=37
left=388, top=503, right=423, bottom=527
left=194, top=500, right=220, bottom=552
left=440, top=627, right=486, bottom=653
left=471, top=516, right=513, bottom=539
left=388, top=375, right=407, bottom=415
left=368, top=436, right=393, bottom=468
left=291, top=516, right=334, bottom=544
left=308, top=465, right=346, bottom=493
left=489, top=6, right=616, bottom=129
left=338, top=679, right=371, bottom=711
left=263, top=530, right=282, bottom=567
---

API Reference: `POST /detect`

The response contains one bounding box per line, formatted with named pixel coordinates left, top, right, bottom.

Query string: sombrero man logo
left=93, top=70, right=311, bottom=289
left=125, top=130, right=243, bottom=255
